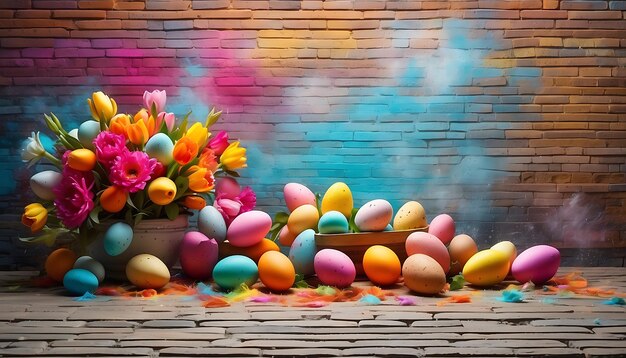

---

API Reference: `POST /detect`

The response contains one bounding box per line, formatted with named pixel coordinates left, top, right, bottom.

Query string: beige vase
left=90, top=215, right=189, bottom=281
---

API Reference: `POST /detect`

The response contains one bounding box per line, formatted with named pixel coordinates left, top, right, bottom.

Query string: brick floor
left=0, top=267, right=624, bottom=357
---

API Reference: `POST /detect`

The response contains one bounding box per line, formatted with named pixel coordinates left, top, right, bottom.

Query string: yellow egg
left=125, top=254, right=170, bottom=289
left=491, top=241, right=517, bottom=269
left=463, top=249, right=510, bottom=287
left=287, top=204, right=319, bottom=235
left=448, top=234, right=478, bottom=275
left=258, top=251, right=295, bottom=292
left=363, top=245, right=401, bottom=286
left=148, top=177, right=177, bottom=205
left=402, top=254, right=446, bottom=295
left=320, top=182, right=353, bottom=218
left=393, top=201, right=427, bottom=230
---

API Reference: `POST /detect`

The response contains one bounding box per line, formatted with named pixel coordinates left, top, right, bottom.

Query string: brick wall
left=1, top=0, right=625, bottom=268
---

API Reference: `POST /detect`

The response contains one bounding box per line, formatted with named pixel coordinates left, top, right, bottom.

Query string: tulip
left=148, top=177, right=177, bottom=205
left=208, top=131, right=229, bottom=156
left=198, top=148, right=218, bottom=172
left=100, top=185, right=127, bottom=213
left=133, top=109, right=157, bottom=138
left=185, top=122, right=209, bottom=149
left=127, top=119, right=150, bottom=146
left=22, top=203, right=48, bottom=233
left=157, top=112, right=175, bottom=132
left=172, top=136, right=198, bottom=165
left=67, top=149, right=97, bottom=171
left=21, top=132, right=58, bottom=168
left=87, top=91, right=117, bottom=123
left=187, top=166, right=214, bottom=193
left=143, top=89, right=167, bottom=114
left=182, top=195, right=206, bottom=210
left=220, top=141, right=247, bottom=171
left=109, top=114, right=131, bottom=137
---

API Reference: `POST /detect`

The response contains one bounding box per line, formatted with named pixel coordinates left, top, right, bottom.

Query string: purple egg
left=511, top=245, right=560, bottom=285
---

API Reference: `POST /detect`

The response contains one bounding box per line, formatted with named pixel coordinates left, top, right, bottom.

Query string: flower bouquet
left=20, top=90, right=248, bottom=257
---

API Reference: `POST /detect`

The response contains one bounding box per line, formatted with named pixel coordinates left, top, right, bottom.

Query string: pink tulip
left=215, top=177, right=240, bottom=200
left=157, top=112, right=175, bottom=132
left=143, top=89, right=167, bottom=114
left=208, top=131, right=229, bottom=156
left=213, top=195, right=242, bottom=225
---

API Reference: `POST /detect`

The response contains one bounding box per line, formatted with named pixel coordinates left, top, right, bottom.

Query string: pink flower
left=109, top=150, right=157, bottom=193
left=208, top=131, right=229, bottom=156
left=215, top=177, right=240, bottom=200
left=156, top=112, right=175, bottom=132
left=93, top=131, right=128, bottom=168
left=54, top=157, right=95, bottom=229
left=237, top=186, right=256, bottom=214
left=213, top=195, right=242, bottom=226
left=143, top=89, right=166, bottom=114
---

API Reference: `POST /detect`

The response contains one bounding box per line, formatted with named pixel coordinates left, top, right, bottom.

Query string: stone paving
left=0, top=267, right=624, bottom=357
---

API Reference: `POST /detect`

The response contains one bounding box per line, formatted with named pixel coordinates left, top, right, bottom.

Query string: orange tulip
left=109, top=114, right=131, bottom=137
left=100, top=185, right=127, bottom=213
left=182, top=195, right=206, bottom=210
left=127, top=119, right=149, bottom=145
left=187, top=166, right=214, bottom=193
left=198, top=148, right=218, bottom=172
left=22, top=203, right=47, bottom=233
left=173, top=136, right=199, bottom=165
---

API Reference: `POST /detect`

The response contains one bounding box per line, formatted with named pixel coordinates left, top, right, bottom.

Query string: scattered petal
left=359, top=294, right=381, bottom=305
left=602, top=297, right=625, bottom=306
left=498, top=289, right=524, bottom=303
left=395, top=296, right=418, bottom=306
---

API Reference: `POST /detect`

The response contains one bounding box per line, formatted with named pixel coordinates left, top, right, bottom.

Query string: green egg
left=78, top=120, right=101, bottom=149
left=145, top=133, right=174, bottom=164
left=318, top=211, right=349, bottom=234
left=212, top=255, right=258, bottom=291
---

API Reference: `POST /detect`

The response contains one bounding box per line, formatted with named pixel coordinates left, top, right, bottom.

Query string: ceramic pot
left=90, top=215, right=189, bottom=281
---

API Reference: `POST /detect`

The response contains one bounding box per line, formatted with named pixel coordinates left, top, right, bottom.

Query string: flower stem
left=43, top=151, right=62, bottom=168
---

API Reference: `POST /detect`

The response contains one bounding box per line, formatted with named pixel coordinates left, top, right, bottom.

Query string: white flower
left=21, top=131, right=46, bottom=167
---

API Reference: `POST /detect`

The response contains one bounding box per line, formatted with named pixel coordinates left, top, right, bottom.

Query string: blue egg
left=103, top=222, right=133, bottom=256
left=212, top=255, right=258, bottom=291
left=288, top=229, right=317, bottom=276
left=145, top=133, right=174, bottom=164
left=198, top=206, right=227, bottom=243
left=384, top=224, right=393, bottom=231
left=63, top=269, right=99, bottom=295
left=318, top=211, right=349, bottom=234
left=78, top=120, right=101, bottom=149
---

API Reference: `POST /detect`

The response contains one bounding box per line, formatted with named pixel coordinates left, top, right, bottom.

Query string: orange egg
left=362, top=245, right=401, bottom=286
left=219, top=238, right=280, bottom=262
left=448, top=234, right=478, bottom=275
left=258, top=251, right=295, bottom=291
left=278, top=225, right=297, bottom=247
left=45, top=248, right=77, bottom=282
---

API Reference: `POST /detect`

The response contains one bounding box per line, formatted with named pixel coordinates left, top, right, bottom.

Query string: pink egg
left=284, top=183, right=316, bottom=212
left=428, top=214, right=455, bottom=245
left=354, top=199, right=393, bottom=232
left=405, top=232, right=450, bottom=273
left=314, top=249, right=356, bottom=288
left=227, top=210, right=272, bottom=248
left=511, top=245, right=560, bottom=285
left=180, top=231, right=219, bottom=280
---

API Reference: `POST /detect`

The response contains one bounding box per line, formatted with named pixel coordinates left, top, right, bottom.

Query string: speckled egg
left=362, top=245, right=401, bottom=286
left=320, top=182, right=353, bottom=218
left=63, top=268, right=99, bottom=296
left=103, top=222, right=133, bottom=257
left=402, top=254, right=447, bottom=295
left=73, top=256, right=105, bottom=283
left=463, top=249, right=510, bottom=287
left=284, top=182, right=316, bottom=212
left=212, top=255, right=259, bottom=291
left=77, top=120, right=100, bottom=149
left=354, top=199, right=393, bottom=232
left=393, top=201, right=427, bottom=230
left=145, top=132, right=174, bottom=164
left=405, top=232, right=450, bottom=273
left=125, top=254, right=170, bottom=289
left=288, top=229, right=317, bottom=276
left=258, top=251, right=295, bottom=292
left=198, top=206, right=227, bottom=243
left=511, top=245, right=560, bottom=285
left=45, top=248, right=77, bottom=282
left=227, top=210, right=272, bottom=248
left=314, top=249, right=356, bottom=288
left=179, top=231, right=219, bottom=280
left=318, top=211, right=349, bottom=234
left=287, top=204, right=319, bottom=235
left=428, top=214, right=455, bottom=245
left=30, top=170, right=62, bottom=201
left=448, top=234, right=478, bottom=275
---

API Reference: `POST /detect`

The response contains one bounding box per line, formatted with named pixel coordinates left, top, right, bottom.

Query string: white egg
left=30, top=170, right=62, bottom=201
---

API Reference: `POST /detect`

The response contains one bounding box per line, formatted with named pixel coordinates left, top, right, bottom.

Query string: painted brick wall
left=1, top=0, right=625, bottom=268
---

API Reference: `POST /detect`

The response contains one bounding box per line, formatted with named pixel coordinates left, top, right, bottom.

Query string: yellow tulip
left=186, top=166, right=214, bottom=193
left=67, top=149, right=96, bottom=171
left=22, top=203, right=47, bottom=233
left=87, top=91, right=117, bottom=123
left=100, top=185, right=127, bottom=213
left=220, top=141, right=247, bottom=171
left=185, top=122, right=209, bottom=148
left=127, top=119, right=149, bottom=146
left=148, top=177, right=177, bottom=205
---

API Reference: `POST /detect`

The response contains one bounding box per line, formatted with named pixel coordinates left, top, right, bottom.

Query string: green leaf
left=150, top=102, right=158, bottom=120
left=133, top=191, right=146, bottom=210
left=43, top=114, right=60, bottom=135
left=222, top=168, right=240, bottom=177
left=89, top=206, right=102, bottom=224
left=126, top=195, right=138, bottom=210
left=134, top=213, right=144, bottom=227
left=274, top=211, right=289, bottom=224
left=124, top=208, right=133, bottom=223
left=165, top=203, right=180, bottom=220
left=293, top=274, right=309, bottom=288
left=348, top=208, right=360, bottom=233
left=62, top=133, right=84, bottom=149
left=205, top=107, right=222, bottom=128
left=19, top=227, right=66, bottom=247
left=174, top=176, right=189, bottom=200
left=449, top=274, right=465, bottom=291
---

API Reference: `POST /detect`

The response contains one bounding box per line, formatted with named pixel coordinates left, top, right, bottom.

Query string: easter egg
left=100, top=185, right=127, bottom=213
left=148, top=177, right=177, bottom=206
left=362, top=245, right=401, bottom=286
left=212, top=255, right=259, bottom=291
left=78, top=120, right=100, bottom=149
left=126, top=254, right=170, bottom=289
left=314, top=249, right=356, bottom=288
left=354, top=199, right=393, bottom=232
left=384, top=224, right=393, bottom=231
left=258, top=251, right=295, bottom=292
left=287, top=204, right=319, bottom=235
left=321, top=182, right=353, bottom=218
left=491, top=241, right=517, bottom=269
left=73, top=256, right=105, bottom=283
left=63, top=269, right=99, bottom=296
left=463, top=249, right=510, bottom=287
left=198, top=206, right=227, bottom=243
left=393, top=201, right=427, bottom=230
left=30, top=170, right=62, bottom=201
left=145, top=133, right=174, bottom=164
left=45, top=248, right=77, bottom=282
left=428, top=214, right=455, bottom=245
left=511, top=245, right=560, bottom=285
left=67, top=149, right=96, bottom=171
left=227, top=210, right=272, bottom=248
left=68, top=128, right=79, bottom=139
left=405, top=232, right=450, bottom=273
left=179, top=231, right=218, bottom=280
left=402, top=254, right=446, bottom=295
left=318, top=211, right=350, bottom=234
left=448, top=234, right=478, bottom=275
left=103, top=222, right=133, bottom=257
left=284, top=182, right=316, bottom=212
left=219, top=238, right=280, bottom=263
left=278, top=225, right=297, bottom=247
left=288, top=229, right=317, bottom=276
